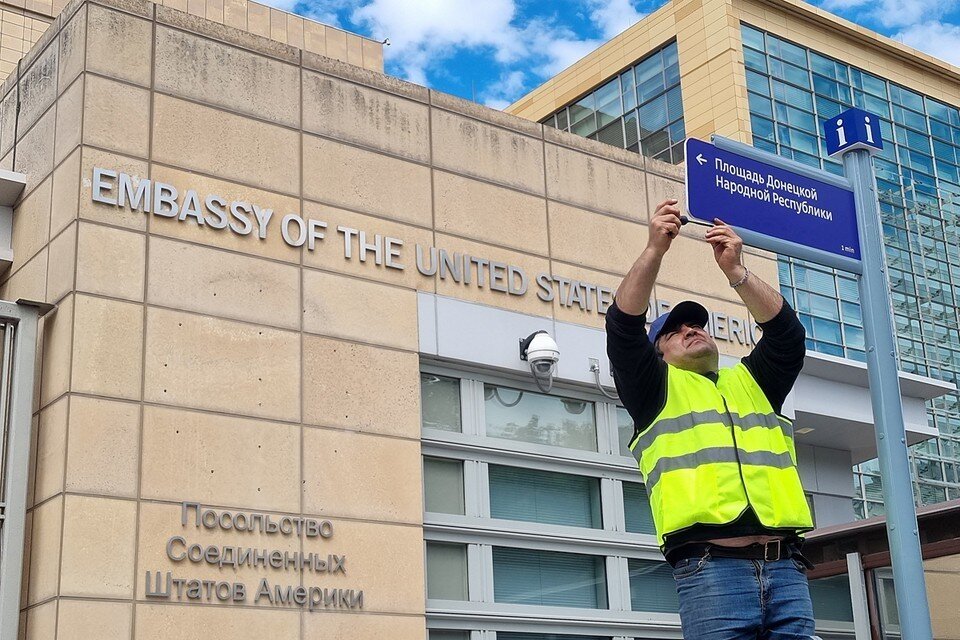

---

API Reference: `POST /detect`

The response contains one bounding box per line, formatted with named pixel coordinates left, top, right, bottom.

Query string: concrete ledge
left=802, top=349, right=956, bottom=401
left=543, top=124, right=645, bottom=169
left=1, top=63, right=17, bottom=102
left=0, top=169, right=26, bottom=205
left=60, top=0, right=89, bottom=24
left=18, top=14, right=61, bottom=82
left=155, top=4, right=300, bottom=64
left=0, top=169, right=27, bottom=273
left=89, top=0, right=153, bottom=18
left=644, top=154, right=683, bottom=179
left=301, top=51, right=428, bottom=103
left=430, top=89, right=543, bottom=139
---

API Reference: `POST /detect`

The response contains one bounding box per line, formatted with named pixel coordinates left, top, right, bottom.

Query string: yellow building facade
left=0, top=0, right=382, bottom=81
left=507, top=0, right=960, bottom=146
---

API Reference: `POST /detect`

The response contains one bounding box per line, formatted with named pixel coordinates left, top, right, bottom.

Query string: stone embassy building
left=0, top=0, right=957, bottom=639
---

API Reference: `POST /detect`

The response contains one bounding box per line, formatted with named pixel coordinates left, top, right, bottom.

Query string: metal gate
left=0, top=300, right=49, bottom=640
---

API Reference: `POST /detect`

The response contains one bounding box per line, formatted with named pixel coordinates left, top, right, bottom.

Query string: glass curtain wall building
left=540, top=42, right=686, bottom=165
left=739, top=23, right=960, bottom=516
left=520, top=17, right=960, bottom=520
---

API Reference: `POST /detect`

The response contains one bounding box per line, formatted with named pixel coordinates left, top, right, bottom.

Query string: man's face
left=657, top=322, right=720, bottom=373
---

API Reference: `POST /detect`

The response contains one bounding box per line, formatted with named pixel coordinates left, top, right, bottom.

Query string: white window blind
left=493, top=547, right=608, bottom=609
left=489, top=465, right=602, bottom=529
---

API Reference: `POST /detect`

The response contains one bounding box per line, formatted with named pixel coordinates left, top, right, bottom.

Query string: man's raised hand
left=647, top=199, right=683, bottom=256
left=705, top=218, right=745, bottom=281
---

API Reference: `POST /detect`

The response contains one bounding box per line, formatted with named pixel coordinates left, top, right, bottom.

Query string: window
left=541, top=41, right=684, bottom=163
left=628, top=559, right=679, bottom=612
left=484, top=384, right=597, bottom=451
left=427, top=543, right=468, bottom=600
left=489, top=465, right=602, bottom=528
left=422, top=373, right=461, bottom=432
left=424, top=457, right=464, bottom=515
left=493, top=547, right=608, bottom=608
left=804, top=493, right=817, bottom=527
left=498, top=635, right=610, bottom=640
left=623, top=482, right=656, bottom=535
left=875, top=569, right=901, bottom=639
left=616, top=407, right=635, bottom=456
left=808, top=574, right=854, bottom=623
left=746, top=17, right=960, bottom=518
left=424, top=368, right=817, bottom=634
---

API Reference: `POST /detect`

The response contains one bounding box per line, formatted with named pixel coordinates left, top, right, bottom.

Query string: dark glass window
left=743, top=21, right=960, bottom=513
left=489, top=465, right=602, bottom=529
left=493, top=548, right=608, bottom=609
left=540, top=41, right=683, bottom=163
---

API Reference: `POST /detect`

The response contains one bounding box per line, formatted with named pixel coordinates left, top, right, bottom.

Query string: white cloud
left=297, top=0, right=353, bottom=28
left=820, top=0, right=956, bottom=28
left=518, top=18, right=604, bottom=76
left=895, top=21, right=960, bottom=66
left=820, top=0, right=870, bottom=10
left=587, top=0, right=646, bottom=39
left=480, top=70, right=527, bottom=109
left=351, top=0, right=523, bottom=84
left=347, top=0, right=611, bottom=106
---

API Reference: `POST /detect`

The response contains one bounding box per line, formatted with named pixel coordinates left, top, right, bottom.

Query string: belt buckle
left=763, top=539, right=782, bottom=562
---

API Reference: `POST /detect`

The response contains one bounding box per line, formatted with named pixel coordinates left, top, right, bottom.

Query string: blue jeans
left=672, top=553, right=817, bottom=640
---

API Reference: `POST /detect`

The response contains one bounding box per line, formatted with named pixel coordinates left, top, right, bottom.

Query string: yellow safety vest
left=629, top=362, right=814, bottom=545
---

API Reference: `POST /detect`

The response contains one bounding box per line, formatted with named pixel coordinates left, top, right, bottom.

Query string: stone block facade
left=0, top=0, right=771, bottom=637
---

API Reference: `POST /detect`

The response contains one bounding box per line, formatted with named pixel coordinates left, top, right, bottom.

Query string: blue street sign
left=685, top=137, right=860, bottom=269
left=824, top=107, right=884, bottom=157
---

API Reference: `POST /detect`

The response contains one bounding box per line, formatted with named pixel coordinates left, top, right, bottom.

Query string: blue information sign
left=823, top=107, right=884, bottom=157
left=685, top=137, right=861, bottom=266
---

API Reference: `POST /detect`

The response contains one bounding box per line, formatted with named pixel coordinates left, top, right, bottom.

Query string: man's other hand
left=648, top=199, right=683, bottom=257
left=705, top=218, right=746, bottom=281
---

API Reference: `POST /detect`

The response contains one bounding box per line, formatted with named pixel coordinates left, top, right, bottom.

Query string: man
left=606, top=198, right=816, bottom=640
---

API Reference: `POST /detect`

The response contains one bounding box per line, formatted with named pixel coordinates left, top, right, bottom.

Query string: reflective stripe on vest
left=644, top=447, right=795, bottom=487
left=629, top=362, right=813, bottom=545
left=631, top=410, right=794, bottom=458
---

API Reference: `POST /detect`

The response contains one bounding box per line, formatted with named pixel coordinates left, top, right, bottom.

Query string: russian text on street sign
left=824, top=107, right=884, bottom=157
left=685, top=137, right=860, bottom=271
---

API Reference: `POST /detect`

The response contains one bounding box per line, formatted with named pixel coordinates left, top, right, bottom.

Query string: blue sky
left=265, top=0, right=960, bottom=109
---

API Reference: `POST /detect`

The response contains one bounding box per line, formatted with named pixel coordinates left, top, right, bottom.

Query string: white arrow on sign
left=696, top=153, right=707, bottom=165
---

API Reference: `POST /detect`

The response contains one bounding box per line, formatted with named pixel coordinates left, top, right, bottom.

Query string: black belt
left=671, top=540, right=815, bottom=569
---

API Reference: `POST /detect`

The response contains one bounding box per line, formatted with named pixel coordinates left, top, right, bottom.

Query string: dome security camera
left=520, top=331, right=560, bottom=392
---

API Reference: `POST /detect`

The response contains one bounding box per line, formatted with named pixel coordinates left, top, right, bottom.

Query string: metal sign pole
left=843, top=148, right=933, bottom=640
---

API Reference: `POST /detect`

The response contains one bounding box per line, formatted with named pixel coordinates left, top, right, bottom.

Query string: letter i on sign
left=864, top=116, right=875, bottom=144
left=835, top=119, right=847, bottom=147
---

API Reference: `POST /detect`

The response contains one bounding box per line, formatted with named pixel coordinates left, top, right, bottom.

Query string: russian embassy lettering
left=143, top=502, right=363, bottom=612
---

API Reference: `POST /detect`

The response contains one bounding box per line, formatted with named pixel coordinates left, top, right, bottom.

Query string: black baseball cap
left=648, top=300, right=710, bottom=346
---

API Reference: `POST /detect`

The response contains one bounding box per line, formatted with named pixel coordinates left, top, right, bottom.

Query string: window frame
left=421, top=363, right=674, bottom=636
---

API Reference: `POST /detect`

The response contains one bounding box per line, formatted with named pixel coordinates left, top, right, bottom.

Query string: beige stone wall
left=0, top=0, right=771, bottom=637
left=507, top=0, right=960, bottom=145
left=0, top=0, right=382, bottom=85
left=926, top=554, right=960, bottom=640
left=0, top=6, right=53, bottom=81
left=150, top=0, right=383, bottom=73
